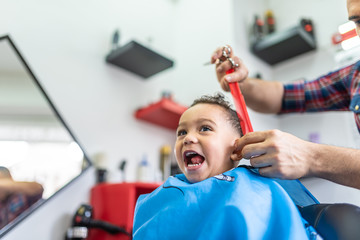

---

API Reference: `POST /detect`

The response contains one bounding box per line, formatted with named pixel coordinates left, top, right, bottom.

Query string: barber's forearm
left=11, top=182, right=44, bottom=197
left=307, top=143, right=360, bottom=189
left=240, top=78, right=284, bottom=114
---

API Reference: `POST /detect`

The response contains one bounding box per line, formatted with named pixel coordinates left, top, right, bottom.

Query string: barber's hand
left=231, top=129, right=312, bottom=179
left=0, top=178, right=14, bottom=200
left=211, top=45, right=249, bottom=92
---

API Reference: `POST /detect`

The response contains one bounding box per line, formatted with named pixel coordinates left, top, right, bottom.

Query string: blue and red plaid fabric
left=281, top=60, right=360, bottom=133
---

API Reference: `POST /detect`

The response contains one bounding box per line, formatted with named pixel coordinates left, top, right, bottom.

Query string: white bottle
left=137, top=155, right=149, bottom=182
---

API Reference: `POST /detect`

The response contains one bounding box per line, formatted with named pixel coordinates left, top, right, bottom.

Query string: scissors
left=205, top=46, right=253, bottom=135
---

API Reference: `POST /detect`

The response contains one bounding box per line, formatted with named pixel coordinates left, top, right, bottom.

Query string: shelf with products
left=251, top=19, right=316, bottom=65
left=135, top=97, right=187, bottom=130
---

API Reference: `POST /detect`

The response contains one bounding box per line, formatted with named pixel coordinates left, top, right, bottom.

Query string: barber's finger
left=230, top=152, right=242, bottom=161
left=216, top=59, right=232, bottom=74
left=223, top=70, right=248, bottom=85
left=234, top=132, right=266, bottom=151
left=211, top=47, right=223, bottom=64
left=216, top=55, right=240, bottom=72
left=257, top=166, right=276, bottom=178
left=234, top=57, right=249, bottom=81
left=231, top=139, right=243, bottom=160
left=249, top=154, right=273, bottom=168
left=230, top=136, right=264, bottom=161
left=225, top=58, right=248, bottom=83
left=218, top=58, right=248, bottom=88
left=242, top=144, right=267, bottom=159
left=220, top=79, right=230, bottom=92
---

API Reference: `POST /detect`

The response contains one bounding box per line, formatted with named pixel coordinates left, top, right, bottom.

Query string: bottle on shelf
left=93, top=152, right=108, bottom=184
left=300, top=18, right=314, bottom=36
left=252, top=15, right=264, bottom=43
left=265, top=10, right=275, bottom=34
left=159, top=145, right=171, bottom=181
left=137, top=155, right=149, bottom=182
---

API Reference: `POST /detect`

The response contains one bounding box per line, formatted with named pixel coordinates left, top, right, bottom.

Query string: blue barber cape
left=133, top=166, right=319, bottom=240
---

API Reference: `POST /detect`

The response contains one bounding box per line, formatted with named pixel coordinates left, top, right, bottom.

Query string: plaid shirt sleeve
left=0, top=193, right=42, bottom=228
left=280, top=63, right=355, bottom=113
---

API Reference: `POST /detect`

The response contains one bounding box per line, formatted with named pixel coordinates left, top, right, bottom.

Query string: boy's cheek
left=174, top=148, right=181, bottom=163
left=174, top=155, right=185, bottom=171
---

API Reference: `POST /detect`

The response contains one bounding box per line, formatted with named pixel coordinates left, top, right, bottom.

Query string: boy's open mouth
left=183, top=150, right=205, bottom=168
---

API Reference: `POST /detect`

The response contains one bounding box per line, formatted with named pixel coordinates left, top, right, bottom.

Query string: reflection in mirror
left=0, top=35, right=91, bottom=236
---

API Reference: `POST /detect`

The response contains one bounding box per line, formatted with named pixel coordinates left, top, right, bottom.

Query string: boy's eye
left=177, top=129, right=187, bottom=136
left=200, top=126, right=212, bottom=132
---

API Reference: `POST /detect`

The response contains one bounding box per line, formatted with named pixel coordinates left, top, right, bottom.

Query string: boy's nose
left=183, top=134, right=198, bottom=145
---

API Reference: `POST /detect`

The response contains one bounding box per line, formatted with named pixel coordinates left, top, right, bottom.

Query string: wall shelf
left=135, top=97, right=187, bottom=130
left=106, top=40, right=174, bottom=79
left=251, top=24, right=316, bottom=65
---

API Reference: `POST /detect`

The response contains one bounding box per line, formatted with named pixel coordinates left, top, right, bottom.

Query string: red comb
left=226, top=69, right=253, bottom=135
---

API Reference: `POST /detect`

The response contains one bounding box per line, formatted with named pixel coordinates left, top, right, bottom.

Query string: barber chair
left=299, top=203, right=360, bottom=240
left=270, top=172, right=360, bottom=240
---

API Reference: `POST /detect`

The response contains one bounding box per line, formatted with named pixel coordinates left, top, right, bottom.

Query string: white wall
left=232, top=0, right=277, bottom=131
left=0, top=0, right=180, bottom=182
left=0, top=0, right=272, bottom=239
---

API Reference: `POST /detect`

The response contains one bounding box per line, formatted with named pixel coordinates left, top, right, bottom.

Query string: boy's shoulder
left=159, top=166, right=274, bottom=196
left=136, top=165, right=317, bottom=208
left=167, top=166, right=317, bottom=207
left=136, top=167, right=255, bottom=205
left=173, top=165, right=258, bottom=182
left=133, top=166, right=318, bottom=240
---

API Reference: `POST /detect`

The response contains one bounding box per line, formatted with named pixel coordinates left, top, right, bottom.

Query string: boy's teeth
left=188, top=163, right=201, bottom=167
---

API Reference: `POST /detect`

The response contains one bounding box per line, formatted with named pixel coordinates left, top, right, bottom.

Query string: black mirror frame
left=0, top=34, right=92, bottom=237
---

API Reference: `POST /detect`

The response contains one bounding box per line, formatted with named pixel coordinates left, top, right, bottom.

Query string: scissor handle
left=226, top=69, right=253, bottom=135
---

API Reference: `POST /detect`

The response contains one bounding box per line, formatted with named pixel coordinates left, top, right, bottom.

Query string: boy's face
left=175, top=103, right=240, bottom=183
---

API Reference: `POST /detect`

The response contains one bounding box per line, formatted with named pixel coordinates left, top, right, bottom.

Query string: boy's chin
left=185, top=174, right=206, bottom=183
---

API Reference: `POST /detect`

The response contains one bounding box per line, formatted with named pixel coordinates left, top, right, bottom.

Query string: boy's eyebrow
left=176, top=123, right=184, bottom=130
left=197, top=118, right=217, bottom=124
left=176, top=118, right=217, bottom=130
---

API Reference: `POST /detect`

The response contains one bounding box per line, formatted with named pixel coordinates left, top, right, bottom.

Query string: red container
left=88, top=182, right=160, bottom=240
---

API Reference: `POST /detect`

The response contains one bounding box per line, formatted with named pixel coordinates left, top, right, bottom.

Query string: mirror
left=0, top=35, right=91, bottom=237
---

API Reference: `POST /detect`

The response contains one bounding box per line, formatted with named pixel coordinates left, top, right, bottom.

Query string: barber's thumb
left=225, top=74, right=236, bottom=83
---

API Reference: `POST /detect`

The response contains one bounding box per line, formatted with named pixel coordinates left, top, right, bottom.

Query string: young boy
left=132, top=93, right=319, bottom=239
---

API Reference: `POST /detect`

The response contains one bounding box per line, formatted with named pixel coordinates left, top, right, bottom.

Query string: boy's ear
left=230, top=138, right=243, bottom=161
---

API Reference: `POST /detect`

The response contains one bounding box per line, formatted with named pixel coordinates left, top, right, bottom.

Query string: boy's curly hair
left=190, top=92, right=242, bottom=136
